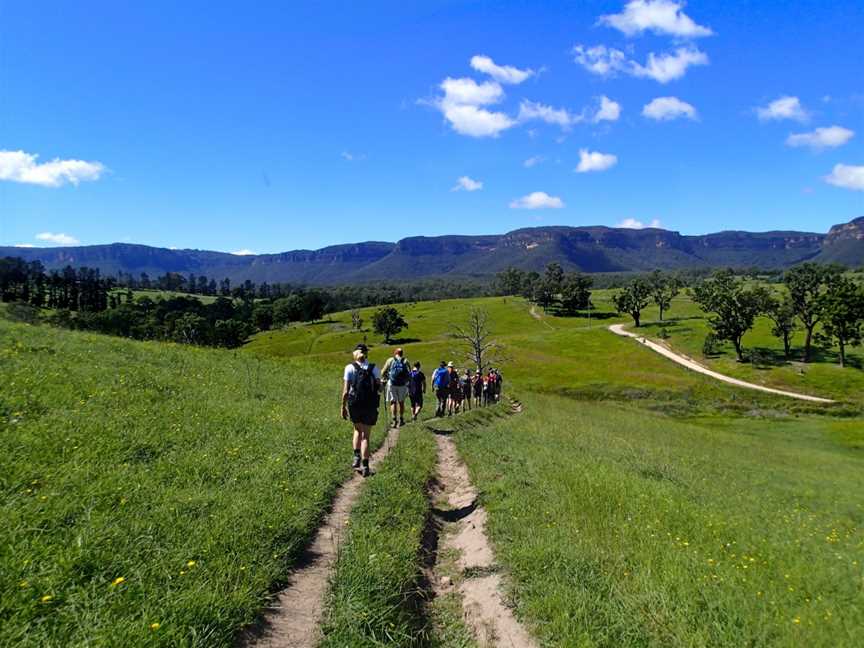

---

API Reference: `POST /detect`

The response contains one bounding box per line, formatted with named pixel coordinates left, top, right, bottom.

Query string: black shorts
left=409, top=392, right=424, bottom=408
left=348, top=405, right=378, bottom=426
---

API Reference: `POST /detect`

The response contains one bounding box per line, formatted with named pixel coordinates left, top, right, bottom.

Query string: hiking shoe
left=399, top=418, right=405, bottom=427
left=362, top=465, right=371, bottom=478
left=391, top=419, right=398, bottom=429
left=351, top=456, right=361, bottom=469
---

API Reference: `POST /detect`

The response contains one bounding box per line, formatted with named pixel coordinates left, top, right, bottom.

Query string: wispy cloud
left=824, top=164, right=864, bottom=191
left=786, top=126, right=854, bottom=150
left=0, top=150, right=105, bottom=187
left=617, top=217, right=662, bottom=229
left=509, top=191, right=565, bottom=209
left=13, top=243, right=36, bottom=248
left=756, top=96, right=808, bottom=122
left=36, top=232, right=80, bottom=246
left=470, top=55, right=534, bottom=85
left=599, top=0, right=712, bottom=38
left=341, top=151, right=367, bottom=161
left=573, top=44, right=708, bottom=83
left=642, top=96, right=697, bottom=120
left=232, top=249, right=257, bottom=256
left=523, top=155, right=545, bottom=168
left=518, top=100, right=581, bottom=129
left=576, top=149, right=618, bottom=173
left=452, top=176, right=483, bottom=191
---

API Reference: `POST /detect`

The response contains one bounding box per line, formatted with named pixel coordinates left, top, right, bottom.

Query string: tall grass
left=0, top=319, right=385, bottom=647
left=452, top=391, right=864, bottom=647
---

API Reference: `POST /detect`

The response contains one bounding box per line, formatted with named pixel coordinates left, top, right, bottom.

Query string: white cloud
left=757, top=96, right=808, bottom=122
left=786, top=126, right=854, bottom=150
left=824, top=164, right=864, bottom=191
left=617, top=217, right=662, bottom=229
left=232, top=249, right=257, bottom=256
left=630, top=47, right=708, bottom=83
left=518, top=100, right=581, bottom=129
left=572, top=45, right=629, bottom=76
left=642, top=96, right=697, bottom=120
left=509, top=191, right=565, bottom=209
left=35, top=232, right=80, bottom=246
left=433, top=77, right=516, bottom=138
left=573, top=44, right=708, bottom=83
left=341, top=151, right=367, bottom=161
left=593, top=96, right=621, bottom=123
left=599, top=0, right=712, bottom=38
left=0, top=150, right=105, bottom=187
left=523, top=155, right=545, bottom=168
left=13, top=243, right=36, bottom=248
left=470, top=55, right=534, bottom=85
left=576, top=149, right=618, bottom=173
left=452, top=176, right=483, bottom=191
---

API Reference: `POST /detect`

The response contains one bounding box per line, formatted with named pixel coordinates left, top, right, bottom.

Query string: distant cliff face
left=2, top=217, right=862, bottom=284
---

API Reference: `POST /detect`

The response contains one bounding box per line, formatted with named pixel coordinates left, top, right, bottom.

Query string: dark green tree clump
left=648, top=270, right=681, bottom=322
left=372, top=306, right=407, bottom=344
left=692, top=270, right=771, bottom=362
left=817, top=276, right=864, bottom=368
left=612, top=279, right=652, bottom=327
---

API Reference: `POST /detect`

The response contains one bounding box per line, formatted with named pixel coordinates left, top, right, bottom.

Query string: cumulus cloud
left=13, top=243, right=36, bottom=248
left=599, top=0, right=712, bottom=38
left=573, top=44, right=707, bottom=83
left=452, top=176, right=483, bottom=191
left=786, top=126, right=854, bottom=151
left=630, top=47, right=708, bottom=83
left=0, top=150, right=105, bottom=187
left=433, top=77, right=516, bottom=137
left=642, top=96, right=697, bottom=120
left=617, top=217, right=662, bottom=229
left=518, top=100, right=581, bottom=129
left=523, top=155, right=545, bottom=168
left=232, top=249, right=257, bottom=256
left=470, top=55, right=534, bottom=85
left=36, top=232, right=80, bottom=246
left=576, top=149, right=618, bottom=173
left=824, top=164, right=864, bottom=191
left=593, top=96, right=622, bottom=123
left=509, top=191, right=565, bottom=209
left=756, top=96, right=808, bottom=122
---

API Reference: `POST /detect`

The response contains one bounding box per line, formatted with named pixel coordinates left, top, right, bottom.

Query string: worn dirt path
left=528, top=305, right=554, bottom=330
left=240, top=427, right=400, bottom=648
left=608, top=323, right=834, bottom=404
left=430, top=401, right=538, bottom=648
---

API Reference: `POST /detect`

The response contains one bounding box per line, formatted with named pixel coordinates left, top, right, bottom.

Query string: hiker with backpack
left=432, top=360, right=450, bottom=417
left=341, top=343, right=381, bottom=478
left=461, top=369, right=473, bottom=411
left=446, top=362, right=460, bottom=416
left=472, top=369, right=483, bottom=408
left=408, top=361, right=426, bottom=422
left=381, top=348, right=411, bottom=428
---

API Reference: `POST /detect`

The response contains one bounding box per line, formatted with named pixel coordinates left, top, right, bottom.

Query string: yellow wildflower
left=150, top=622, right=161, bottom=630
left=187, top=560, right=196, bottom=568
left=111, top=576, right=125, bottom=587
left=41, top=594, right=53, bottom=603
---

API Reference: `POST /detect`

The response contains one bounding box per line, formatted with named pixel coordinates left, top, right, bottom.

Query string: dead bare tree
left=450, top=307, right=507, bottom=373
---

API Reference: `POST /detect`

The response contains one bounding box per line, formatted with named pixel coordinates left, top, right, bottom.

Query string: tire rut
left=238, top=426, right=401, bottom=648
left=429, top=404, right=537, bottom=648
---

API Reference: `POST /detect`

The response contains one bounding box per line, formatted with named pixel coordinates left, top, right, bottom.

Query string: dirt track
left=608, top=323, right=834, bottom=404
left=240, top=427, right=400, bottom=648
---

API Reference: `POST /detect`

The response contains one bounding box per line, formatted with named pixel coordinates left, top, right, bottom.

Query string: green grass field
left=0, top=318, right=387, bottom=647
left=4, top=285, right=863, bottom=646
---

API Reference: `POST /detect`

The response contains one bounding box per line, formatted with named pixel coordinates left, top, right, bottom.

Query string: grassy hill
left=0, top=319, right=388, bottom=647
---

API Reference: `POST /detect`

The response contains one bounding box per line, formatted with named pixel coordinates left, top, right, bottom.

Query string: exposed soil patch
left=430, top=425, right=537, bottom=648
left=239, top=427, right=400, bottom=648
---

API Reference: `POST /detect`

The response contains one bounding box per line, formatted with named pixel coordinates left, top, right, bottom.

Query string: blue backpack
left=433, top=367, right=450, bottom=389
left=389, top=357, right=410, bottom=386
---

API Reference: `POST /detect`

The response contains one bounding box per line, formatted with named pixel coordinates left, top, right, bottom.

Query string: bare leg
left=358, top=424, right=370, bottom=460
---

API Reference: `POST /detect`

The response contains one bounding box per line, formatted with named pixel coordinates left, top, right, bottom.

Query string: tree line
left=612, top=264, right=864, bottom=368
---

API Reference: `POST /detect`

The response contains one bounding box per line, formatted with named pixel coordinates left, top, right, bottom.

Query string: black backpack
left=349, top=362, right=379, bottom=408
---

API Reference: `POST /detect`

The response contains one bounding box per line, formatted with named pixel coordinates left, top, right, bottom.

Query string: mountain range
left=4, top=217, right=863, bottom=285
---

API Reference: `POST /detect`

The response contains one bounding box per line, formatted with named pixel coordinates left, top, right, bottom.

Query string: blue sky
left=1, top=0, right=862, bottom=254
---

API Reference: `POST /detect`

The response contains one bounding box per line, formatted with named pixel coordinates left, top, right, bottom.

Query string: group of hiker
left=341, top=344, right=503, bottom=477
